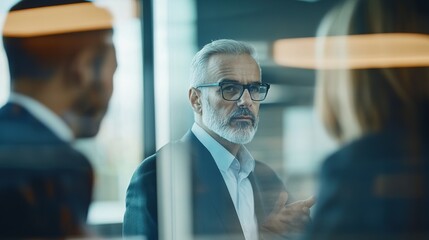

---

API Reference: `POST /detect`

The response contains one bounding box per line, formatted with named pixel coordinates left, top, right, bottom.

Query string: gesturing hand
left=261, top=192, right=315, bottom=238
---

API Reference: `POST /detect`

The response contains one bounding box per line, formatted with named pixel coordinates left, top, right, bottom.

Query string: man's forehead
left=207, top=53, right=255, bottom=65
left=206, top=53, right=260, bottom=81
left=100, top=32, right=115, bottom=45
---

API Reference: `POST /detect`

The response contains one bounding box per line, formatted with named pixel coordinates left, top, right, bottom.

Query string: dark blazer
left=303, top=127, right=429, bottom=240
left=0, top=102, right=94, bottom=239
left=124, top=130, right=287, bottom=240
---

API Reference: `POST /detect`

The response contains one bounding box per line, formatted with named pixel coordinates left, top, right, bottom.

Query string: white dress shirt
left=8, top=92, right=74, bottom=142
left=192, top=123, right=258, bottom=240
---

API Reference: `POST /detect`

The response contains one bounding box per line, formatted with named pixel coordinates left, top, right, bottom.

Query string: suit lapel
left=181, top=131, right=244, bottom=238
left=249, top=172, right=267, bottom=229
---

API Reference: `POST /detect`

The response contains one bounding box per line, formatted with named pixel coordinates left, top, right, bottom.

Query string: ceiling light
left=273, top=33, right=429, bottom=69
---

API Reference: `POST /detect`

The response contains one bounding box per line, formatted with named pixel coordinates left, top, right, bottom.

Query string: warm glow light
left=3, top=2, right=113, bottom=37
left=273, top=33, right=429, bottom=69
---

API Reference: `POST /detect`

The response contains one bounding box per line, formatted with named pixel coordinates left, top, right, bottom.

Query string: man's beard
left=201, top=98, right=259, bottom=144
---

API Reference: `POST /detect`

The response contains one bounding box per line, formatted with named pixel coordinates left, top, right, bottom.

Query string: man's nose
left=237, top=89, right=253, bottom=107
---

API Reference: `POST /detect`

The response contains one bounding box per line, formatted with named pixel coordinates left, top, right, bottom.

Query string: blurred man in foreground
left=0, top=0, right=117, bottom=238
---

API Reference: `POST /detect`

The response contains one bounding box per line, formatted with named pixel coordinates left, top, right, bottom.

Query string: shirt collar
left=191, top=123, right=255, bottom=175
left=9, top=92, right=74, bottom=142
left=236, top=144, right=255, bottom=176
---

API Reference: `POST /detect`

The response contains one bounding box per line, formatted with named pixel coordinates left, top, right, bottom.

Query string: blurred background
left=0, top=0, right=342, bottom=238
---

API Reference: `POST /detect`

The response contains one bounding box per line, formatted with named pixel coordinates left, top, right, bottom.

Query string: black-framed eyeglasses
left=196, top=81, right=270, bottom=101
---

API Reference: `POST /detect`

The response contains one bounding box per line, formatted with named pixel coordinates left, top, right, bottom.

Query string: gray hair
left=190, top=39, right=260, bottom=87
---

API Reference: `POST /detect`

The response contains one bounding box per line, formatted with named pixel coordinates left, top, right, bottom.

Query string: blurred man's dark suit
left=124, top=130, right=287, bottom=240
left=0, top=102, right=93, bottom=238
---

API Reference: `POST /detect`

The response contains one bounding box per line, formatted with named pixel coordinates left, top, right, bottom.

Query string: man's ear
left=189, top=88, right=202, bottom=114
left=64, top=47, right=95, bottom=89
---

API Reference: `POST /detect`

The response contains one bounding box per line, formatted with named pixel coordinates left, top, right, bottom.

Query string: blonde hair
left=316, top=0, right=429, bottom=143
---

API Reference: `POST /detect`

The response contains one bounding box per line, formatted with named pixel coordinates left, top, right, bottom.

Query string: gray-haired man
left=124, top=39, right=314, bottom=240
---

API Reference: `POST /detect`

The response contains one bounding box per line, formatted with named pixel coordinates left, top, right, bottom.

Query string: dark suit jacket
left=124, top=131, right=287, bottom=240
left=303, top=127, right=429, bottom=240
left=0, top=102, right=94, bottom=239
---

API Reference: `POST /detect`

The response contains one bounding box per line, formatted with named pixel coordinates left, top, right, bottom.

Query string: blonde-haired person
left=303, top=0, right=429, bottom=240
